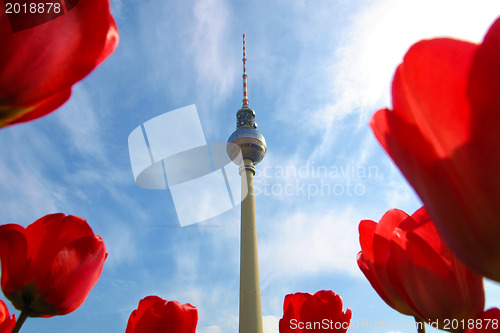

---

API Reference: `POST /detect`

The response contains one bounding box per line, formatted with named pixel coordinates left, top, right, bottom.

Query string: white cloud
left=263, top=315, right=280, bottom=333
left=191, top=0, right=236, bottom=100
left=165, top=284, right=238, bottom=333
left=55, top=85, right=106, bottom=160
left=260, top=207, right=362, bottom=282
left=100, top=221, right=138, bottom=267
left=198, top=326, right=223, bottom=333
left=197, top=314, right=279, bottom=333
left=311, top=0, right=500, bottom=157
left=0, top=126, right=65, bottom=222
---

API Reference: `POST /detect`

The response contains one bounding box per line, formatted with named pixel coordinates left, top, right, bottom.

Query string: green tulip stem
left=414, top=316, right=426, bottom=333
left=11, top=309, right=28, bottom=333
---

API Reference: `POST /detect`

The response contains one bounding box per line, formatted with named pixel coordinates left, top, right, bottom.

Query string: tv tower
left=227, top=34, right=266, bottom=333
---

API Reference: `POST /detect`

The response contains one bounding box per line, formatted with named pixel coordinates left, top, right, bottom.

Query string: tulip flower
left=357, top=209, right=419, bottom=318
left=466, top=308, right=500, bottom=333
left=0, top=213, right=107, bottom=324
left=358, top=207, right=484, bottom=331
left=125, top=296, right=198, bottom=333
left=370, top=17, right=500, bottom=281
left=0, top=0, right=119, bottom=127
left=0, top=300, right=16, bottom=333
left=279, top=290, right=352, bottom=333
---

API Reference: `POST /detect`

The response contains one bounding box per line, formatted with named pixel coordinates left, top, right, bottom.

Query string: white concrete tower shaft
left=227, top=34, right=266, bottom=333
left=239, top=158, right=263, bottom=333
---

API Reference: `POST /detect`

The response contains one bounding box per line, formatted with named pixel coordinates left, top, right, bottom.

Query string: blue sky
left=1, top=0, right=500, bottom=332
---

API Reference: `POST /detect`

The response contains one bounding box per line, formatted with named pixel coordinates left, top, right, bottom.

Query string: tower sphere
left=227, top=126, right=266, bottom=165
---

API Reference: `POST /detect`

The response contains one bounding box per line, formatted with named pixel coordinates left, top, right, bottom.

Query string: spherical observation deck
left=227, top=127, right=266, bottom=165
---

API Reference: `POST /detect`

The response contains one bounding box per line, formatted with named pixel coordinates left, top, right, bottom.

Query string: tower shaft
left=239, top=159, right=263, bottom=333
left=228, top=35, right=266, bottom=333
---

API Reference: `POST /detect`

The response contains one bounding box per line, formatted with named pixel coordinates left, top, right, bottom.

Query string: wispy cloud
left=310, top=0, right=500, bottom=158
left=54, top=85, right=106, bottom=160
left=263, top=315, right=280, bottom=333
left=165, top=283, right=238, bottom=333
left=198, top=326, right=224, bottom=333
left=191, top=0, right=236, bottom=101
left=0, top=125, right=66, bottom=222
left=100, top=219, right=139, bottom=267
left=260, top=207, right=362, bottom=282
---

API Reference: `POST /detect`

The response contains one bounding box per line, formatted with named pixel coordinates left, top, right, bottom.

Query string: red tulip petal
left=315, top=290, right=342, bottom=317
left=342, top=308, right=353, bottom=328
left=372, top=209, right=415, bottom=259
left=315, top=290, right=351, bottom=330
left=127, top=297, right=198, bottom=333
left=372, top=104, right=500, bottom=274
left=284, top=293, right=325, bottom=324
left=0, top=89, right=71, bottom=126
left=96, top=16, right=119, bottom=65
left=280, top=291, right=351, bottom=333
left=403, top=208, right=448, bottom=257
left=26, top=214, right=96, bottom=277
left=24, top=213, right=65, bottom=256
left=371, top=18, right=500, bottom=281
left=461, top=16, right=500, bottom=277
left=280, top=293, right=305, bottom=333
left=41, top=236, right=106, bottom=315
left=0, top=224, right=29, bottom=293
left=301, top=295, right=330, bottom=323
left=406, top=206, right=428, bottom=228
left=127, top=296, right=163, bottom=332
left=391, top=38, right=476, bottom=155
left=465, top=308, right=500, bottom=333
left=0, top=300, right=9, bottom=322
left=377, top=209, right=415, bottom=239
left=467, top=17, right=500, bottom=222
left=125, top=297, right=159, bottom=333
left=282, top=292, right=309, bottom=315
left=0, top=300, right=16, bottom=332
left=468, top=17, right=500, bottom=122
left=389, top=231, right=452, bottom=323
left=162, top=301, right=198, bottom=333
left=359, top=207, right=484, bottom=327
left=0, top=0, right=119, bottom=126
left=390, top=229, right=484, bottom=325
left=358, top=219, right=377, bottom=262
left=0, top=214, right=107, bottom=317
left=357, top=213, right=417, bottom=316
left=360, top=252, right=417, bottom=316
left=370, top=36, right=478, bottom=221
left=130, top=305, right=164, bottom=333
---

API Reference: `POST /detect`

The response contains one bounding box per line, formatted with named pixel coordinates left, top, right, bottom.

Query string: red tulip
left=125, top=296, right=198, bottom=333
left=466, top=308, right=500, bottom=333
left=0, top=213, right=107, bottom=317
left=370, top=17, right=500, bottom=281
left=0, top=300, right=16, bottom=333
left=357, top=209, right=418, bottom=317
left=358, top=207, right=484, bottom=331
left=0, top=0, right=119, bottom=127
left=279, top=290, right=352, bottom=333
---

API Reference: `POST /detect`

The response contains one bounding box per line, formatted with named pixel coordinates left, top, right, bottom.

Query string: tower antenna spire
left=242, top=34, right=249, bottom=107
